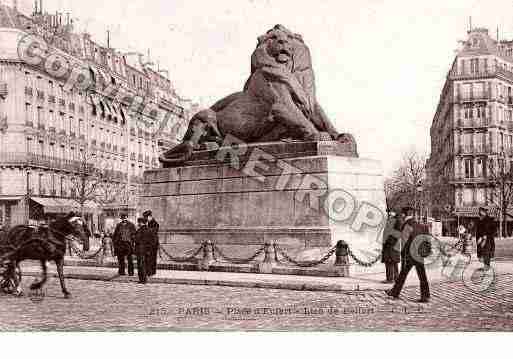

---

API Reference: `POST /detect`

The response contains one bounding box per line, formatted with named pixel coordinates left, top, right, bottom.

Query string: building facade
left=427, top=27, right=513, bottom=233
left=0, top=2, right=190, bottom=229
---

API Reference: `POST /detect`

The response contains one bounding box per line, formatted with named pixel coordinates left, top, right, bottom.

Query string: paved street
left=1, top=266, right=513, bottom=331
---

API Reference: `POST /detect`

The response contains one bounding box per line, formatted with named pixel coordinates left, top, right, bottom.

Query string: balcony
left=58, top=98, right=65, bottom=107
left=458, top=145, right=492, bottom=154
left=458, top=118, right=490, bottom=128
left=48, top=95, right=56, bottom=104
left=456, top=92, right=491, bottom=103
left=25, top=87, right=33, bottom=96
left=130, top=153, right=136, bottom=161
left=48, top=126, right=56, bottom=133
left=0, top=152, right=94, bottom=173
left=36, top=90, right=44, bottom=101
left=130, top=128, right=136, bottom=136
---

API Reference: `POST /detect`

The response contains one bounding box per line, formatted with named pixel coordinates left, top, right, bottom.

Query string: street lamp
left=416, top=181, right=423, bottom=221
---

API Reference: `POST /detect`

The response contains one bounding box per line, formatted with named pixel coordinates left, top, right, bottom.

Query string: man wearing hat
left=142, top=210, right=159, bottom=276
left=381, top=211, right=402, bottom=283
left=475, top=207, right=496, bottom=270
left=134, top=217, right=152, bottom=284
left=386, top=206, right=431, bottom=303
left=112, top=213, right=136, bottom=276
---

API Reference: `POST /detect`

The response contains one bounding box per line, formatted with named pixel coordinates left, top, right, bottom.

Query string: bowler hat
left=120, top=213, right=128, bottom=219
left=478, top=207, right=488, bottom=213
left=142, top=210, right=152, bottom=217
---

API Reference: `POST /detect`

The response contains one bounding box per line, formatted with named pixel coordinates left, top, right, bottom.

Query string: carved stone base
left=141, top=141, right=384, bottom=262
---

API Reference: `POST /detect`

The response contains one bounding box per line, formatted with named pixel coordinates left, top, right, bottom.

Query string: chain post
left=198, top=240, right=215, bottom=271
left=334, top=240, right=350, bottom=277
left=258, top=241, right=274, bottom=274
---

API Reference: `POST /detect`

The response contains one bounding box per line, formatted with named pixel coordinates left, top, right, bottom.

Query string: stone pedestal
left=140, top=141, right=386, bottom=263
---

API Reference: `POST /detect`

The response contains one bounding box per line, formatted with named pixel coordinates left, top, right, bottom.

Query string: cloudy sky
left=14, top=0, right=513, bottom=174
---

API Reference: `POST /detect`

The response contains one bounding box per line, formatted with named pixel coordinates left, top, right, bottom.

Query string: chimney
left=12, top=0, right=17, bottom=11
left=40, top=0, right=43, bottom=14
left=34, top=0, right=38, bottom=15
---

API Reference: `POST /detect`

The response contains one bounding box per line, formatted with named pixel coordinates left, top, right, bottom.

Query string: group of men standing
left=381, top=206, right=496, bottom=303
left=111, top=210, right=160, bottom=284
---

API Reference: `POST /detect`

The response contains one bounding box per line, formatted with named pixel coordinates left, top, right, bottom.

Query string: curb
left=22, top=270, right=376, bottom=294
left=63, top=258, right=350, bottom=278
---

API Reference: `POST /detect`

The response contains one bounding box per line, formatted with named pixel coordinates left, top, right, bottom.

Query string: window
left=36, top=106, right=42, bottom=126
left=476, top=158, right=486, bottom=177
left=476, top=188, right=486, bottom=204
left=463, top=188, right=473, bottom=204
left=25, top=103, right=32, bottom=124
left=464, top=158, right=474, bottom=178
left=470, top=58, right=479, bottom=74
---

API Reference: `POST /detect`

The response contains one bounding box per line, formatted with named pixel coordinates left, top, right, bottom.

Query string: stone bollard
left=334, top=240, right=350, bottom=277
left=198, top=240, right=215, bottom=271
left=258, top=242, right=274, bottom=274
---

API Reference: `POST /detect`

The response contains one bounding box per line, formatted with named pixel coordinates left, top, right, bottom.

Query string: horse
left=0, top=212, right=87, bottom=298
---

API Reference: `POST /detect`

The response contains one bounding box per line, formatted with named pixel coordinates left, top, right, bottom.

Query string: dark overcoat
left=134, top=225, right=152, bottom=257
left=382, top=217, right=401, bottom=263
left=112, top=220, right=136, bottom=257
left=475, top=215, right=496, bottom=259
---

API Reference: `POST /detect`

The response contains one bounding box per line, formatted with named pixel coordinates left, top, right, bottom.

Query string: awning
left=30, top=197, right=64, bottom=213
left=0, top=196, right=22, bottom=202
left=89, top=94, right=101, bottom=106
left=100, top=101, right=112, bottom=116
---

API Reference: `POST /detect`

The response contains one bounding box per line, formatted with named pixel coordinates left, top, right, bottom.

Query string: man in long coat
left=381, top=212, right=402, bottom=283
left=143, top=210, right=159, bottom=276
left=386, top=207, right=431, bottom=303
left=112, top=213, right=136, bottom=276
left=133, top=217, right=152, bottom=284
left=475, top=207, right=496, bottom=270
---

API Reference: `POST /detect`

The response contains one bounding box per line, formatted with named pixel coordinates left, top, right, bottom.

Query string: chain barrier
left=158, top=243, right=205, bottom=263
left=273, top=243, right=337, bottom=268
left=346, top=246, right=381, bottom=267
left=212, top=244, right=266, bottom=264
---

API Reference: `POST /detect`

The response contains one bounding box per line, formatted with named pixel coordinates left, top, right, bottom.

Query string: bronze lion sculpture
left=160, top=24, right=356, bottom=166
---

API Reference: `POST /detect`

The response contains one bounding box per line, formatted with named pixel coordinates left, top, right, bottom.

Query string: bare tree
left=70, top=151, right=124, bottom=217
left=486, top=157, right=513, bottom=237
left=385, top=151, right=427, bottom=216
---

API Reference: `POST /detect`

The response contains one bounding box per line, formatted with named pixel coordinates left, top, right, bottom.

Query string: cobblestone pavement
left=1, top=269, right=513, bottom=331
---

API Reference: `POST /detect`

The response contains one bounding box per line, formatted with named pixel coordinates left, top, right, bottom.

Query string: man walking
left=475, top=207, right=496, bottom=271
left=381, top=212, right=402, bottom=283
left=386, top=207, right=431, bottom=303
left=143, top=210, right=159, bottom=276
left=112, top=213, right=136, bottom=276
left=134, top=217, right=152, bottom=284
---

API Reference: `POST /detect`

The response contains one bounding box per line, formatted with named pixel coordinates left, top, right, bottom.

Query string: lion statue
left=160, top=24, right=356, bottom=166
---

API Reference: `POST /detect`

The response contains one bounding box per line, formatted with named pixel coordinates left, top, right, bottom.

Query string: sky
left=13, top=0, right=513, bottom=175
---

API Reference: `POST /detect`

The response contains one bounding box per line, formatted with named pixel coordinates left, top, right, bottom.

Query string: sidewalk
left=19, top=256, right=513, bottom=293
